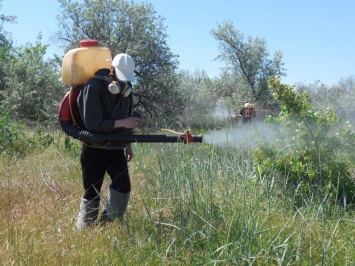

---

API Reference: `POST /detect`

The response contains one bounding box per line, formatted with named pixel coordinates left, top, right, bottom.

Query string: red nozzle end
left=182, top=131, right=193, bottom=144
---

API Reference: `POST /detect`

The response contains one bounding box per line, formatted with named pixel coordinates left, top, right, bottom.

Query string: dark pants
left=80, top=146, right=131, bottom=200
left=242, top=116, right=252, bottom=124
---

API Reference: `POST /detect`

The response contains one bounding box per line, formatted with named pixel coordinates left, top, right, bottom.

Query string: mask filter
left=108, top=82, right=120, bottom=94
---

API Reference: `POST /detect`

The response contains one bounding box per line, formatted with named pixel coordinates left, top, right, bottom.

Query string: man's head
left=111, top=54, right=135, bottom=82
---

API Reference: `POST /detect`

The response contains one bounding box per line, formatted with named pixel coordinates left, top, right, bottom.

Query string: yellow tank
left=62, top=39, right=112, bottom=86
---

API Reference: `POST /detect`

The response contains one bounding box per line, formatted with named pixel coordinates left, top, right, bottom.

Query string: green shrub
left=0, top=112, right=57, bottom=157
left=0, top=110, right=17, bottom=155
left=254, top=77, right=355, bottom=206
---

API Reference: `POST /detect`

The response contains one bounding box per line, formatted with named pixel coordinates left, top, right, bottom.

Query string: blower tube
left=59, top=120, right=203, bottom=144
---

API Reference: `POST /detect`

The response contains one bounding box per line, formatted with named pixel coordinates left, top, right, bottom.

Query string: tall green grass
left=1, top=133, right=355, bottom=265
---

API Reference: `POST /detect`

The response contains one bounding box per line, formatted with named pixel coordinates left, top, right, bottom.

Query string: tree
left=0, top=0, right=15, bottom=47
left=0, top=0, right=16, bottom=91
left=297, top=76, right=355, bottom=128
left=56, top=0, right=184, bottom=119
left=176, top=69, right=221, bottom=129
left=211, top=20, right=286, bottom=108
left=1, top=39, right=63, bottom=122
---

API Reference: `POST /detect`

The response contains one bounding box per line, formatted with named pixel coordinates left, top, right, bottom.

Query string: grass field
left=1, top=131, right=355, bottom=265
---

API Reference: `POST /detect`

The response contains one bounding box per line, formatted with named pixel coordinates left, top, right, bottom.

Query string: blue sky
left=2, top=0, right=354, bottom=86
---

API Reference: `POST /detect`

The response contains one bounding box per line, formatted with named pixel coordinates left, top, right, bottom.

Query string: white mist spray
left=205, top=98, right=282, bottom=149
left=202, top=121, right=279, bottom=150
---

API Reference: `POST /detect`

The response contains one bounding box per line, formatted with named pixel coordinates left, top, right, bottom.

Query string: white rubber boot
left=105, top=187, right=130, bottom=222
left=76, top=198, right=100, bottom=230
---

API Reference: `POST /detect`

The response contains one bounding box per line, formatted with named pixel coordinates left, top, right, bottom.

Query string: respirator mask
left=108, top=81, right=132, bottom=97
left=108, top=65, right=132, bottom=97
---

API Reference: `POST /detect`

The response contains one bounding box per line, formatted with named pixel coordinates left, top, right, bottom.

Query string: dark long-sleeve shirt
left=77, top=69, right=133, bottom=148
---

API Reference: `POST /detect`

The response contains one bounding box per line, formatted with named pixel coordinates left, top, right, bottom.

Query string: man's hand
left=125, top=144, right=133, bottom=162
left=114, top=117, right=140, bottom=129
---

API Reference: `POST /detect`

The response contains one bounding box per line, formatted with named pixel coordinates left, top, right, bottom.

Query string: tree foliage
left=1, top=39, right=63, bottom=122
left=296, top=76, right=355, bottom=128
left=0, top=0, right=16, bottom=91
left=211, top=20, right=285, bottom=108
left=0, top=3, right=64, bottom=123
left=254, top=77, right=355, bottom=206
left=176, top=69, right=221, bottom=129
left=0, top=0, right=15, bottom=47
left=56, top=0, right=184, bottom=119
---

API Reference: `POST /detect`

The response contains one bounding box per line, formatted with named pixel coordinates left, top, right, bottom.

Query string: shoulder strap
left=68, top=86, right=83, bottom=127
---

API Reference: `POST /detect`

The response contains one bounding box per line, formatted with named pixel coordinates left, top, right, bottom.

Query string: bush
left=254, top=77, right=355, bottom=207
left=0, top=110, right=17, bottom=155
left=0, top=109, right=56, bottom=157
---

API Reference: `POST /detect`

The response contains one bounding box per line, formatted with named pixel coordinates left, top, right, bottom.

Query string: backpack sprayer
left=58, top=39, right=203, bottom=145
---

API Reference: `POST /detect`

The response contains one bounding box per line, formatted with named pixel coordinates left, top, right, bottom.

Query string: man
left=239, top=101, right=256, bottom=124
left=239, top=101, right=248, bottom=124
left=75, top=53, right=140, bottom=230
